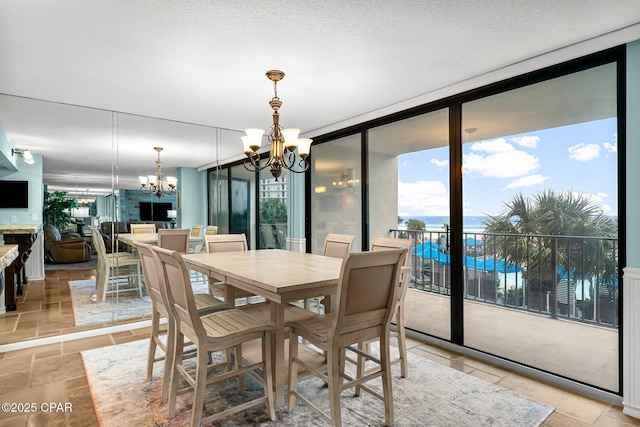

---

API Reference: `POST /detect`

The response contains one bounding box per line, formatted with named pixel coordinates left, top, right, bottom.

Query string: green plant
left=43, top=191, right=78, bottom=229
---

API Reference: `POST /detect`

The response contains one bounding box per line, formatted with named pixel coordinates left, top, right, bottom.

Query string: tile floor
left=0, top=269, right=639, bottom=426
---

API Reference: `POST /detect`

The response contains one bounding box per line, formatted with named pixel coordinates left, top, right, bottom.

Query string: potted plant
left=43, top=191, right=78, bottom=230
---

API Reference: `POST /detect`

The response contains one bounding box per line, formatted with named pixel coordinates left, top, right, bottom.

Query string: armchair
left=44, top=224, right=91, bottom=263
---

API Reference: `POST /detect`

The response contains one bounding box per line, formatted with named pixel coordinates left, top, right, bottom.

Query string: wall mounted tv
left=139, top=202, right=172, bottom=222
left=0, top=180, right=29, bottom=208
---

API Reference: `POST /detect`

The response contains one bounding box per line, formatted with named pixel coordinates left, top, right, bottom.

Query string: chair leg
left=99, top=265, right=109, bottom=302
left=162, top=317, right=176, bottom=403
left=168, top=331, right=184, bottom=418
left=354, top=341, right=366, bottom=397
left=286, top=333, right=299, bottom=411
left=263, top=331, right=276, bottom=421
left=397, top=305, right=408, bottom=378
left=327, top=348, right=342, bottom=427
left=137, top=264, right=143, bottom=298
left=236, top=344, right=245, bottom=394
left=380, top=334, right=395, bottom=426
left=190, top=346, right=209, bottom=427
left=147, top=310, right=159, bottom=380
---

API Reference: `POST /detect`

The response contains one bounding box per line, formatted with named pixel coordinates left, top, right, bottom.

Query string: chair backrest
left=131, top=223, right=156, bottom=234
left=90, top=226, right=108, bottom=262
left=157, top=228, right=190, bottom=253
left=205, top=225, right=218, bottom=235
left=153, top=246, right=204, bottom=342
left=190, top=225, right=203, bottom=237
left=370, top=237, right=414, bottom=304
left=330, top=249, right=407, bottom=346
left=323, top=233, right=355, bottom=258
left=135, top=242, right=170, bottom=317
left=203, top=233, right=248, bottom=253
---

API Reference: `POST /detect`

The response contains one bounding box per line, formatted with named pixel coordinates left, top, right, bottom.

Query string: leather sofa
left=44, top=224, right=91, bottom=263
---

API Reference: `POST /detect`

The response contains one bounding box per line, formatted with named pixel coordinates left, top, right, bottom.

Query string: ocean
left=401, top=216, right=488, bottom=233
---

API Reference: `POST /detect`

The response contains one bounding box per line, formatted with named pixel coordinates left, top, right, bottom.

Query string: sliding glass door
left=368, top=108, right=451, bottom=341
left=461, top=63, right=619, bottom=391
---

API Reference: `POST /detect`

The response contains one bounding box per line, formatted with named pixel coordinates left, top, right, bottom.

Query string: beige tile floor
left=0, top=270, right=639, bottom=426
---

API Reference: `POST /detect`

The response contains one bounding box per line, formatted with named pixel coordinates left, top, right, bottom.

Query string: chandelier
left=139, top=147, right=177, bottom=198
left=242, top=70, right=312, bottom=180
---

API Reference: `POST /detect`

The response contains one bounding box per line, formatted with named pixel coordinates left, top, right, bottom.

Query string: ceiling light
left=139, top=147, right=177, bottom=198
left=12, top=148, right=35, bottom=164
left=242, top=70, right=312, bottom=180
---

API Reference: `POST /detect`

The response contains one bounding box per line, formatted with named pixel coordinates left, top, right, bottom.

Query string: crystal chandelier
left=139, top=147, right=177, bottom=198
left=242, top=70, right=312, bottom=180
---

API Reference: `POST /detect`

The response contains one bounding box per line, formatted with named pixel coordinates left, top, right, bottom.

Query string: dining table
left=116, top=232, right=203, bottom=247
left=182, top=249, right=343, bottom=405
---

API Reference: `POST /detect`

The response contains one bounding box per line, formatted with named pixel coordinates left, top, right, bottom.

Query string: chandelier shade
left=139, top=147, right=177, bottom=198
left=242, top=70, right=312, bottom=180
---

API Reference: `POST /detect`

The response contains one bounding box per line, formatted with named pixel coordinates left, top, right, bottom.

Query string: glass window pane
left=310, top=134, right=362, bottom=254
left=258, top=170, right=287, bottom=249
left=462, top=63, right=618, bottom=392
left=368, top=108, right=450, bottom=341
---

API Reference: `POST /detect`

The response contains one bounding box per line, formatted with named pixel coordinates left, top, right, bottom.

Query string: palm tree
left=483, top=189, right=617, bottom=317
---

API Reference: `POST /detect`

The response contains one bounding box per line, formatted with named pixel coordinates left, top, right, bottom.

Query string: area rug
left=82, top=339, right=554, bottom=427
left=69, top=278, right=209, bottom=326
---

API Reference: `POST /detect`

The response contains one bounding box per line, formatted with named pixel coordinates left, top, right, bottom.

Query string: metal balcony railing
left=390, top=229, right=619, bottom=329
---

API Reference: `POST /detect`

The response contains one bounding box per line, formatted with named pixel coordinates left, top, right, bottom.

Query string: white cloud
left=505, top=174, right=550, bottom=189
left=599, top=204, right=613, bottom=214
left=568, top=143, right=600, bottom=161
left=510, top=135, right=539, bottom=148
left=603, top=141, right=617, bottom=153
left=430, top=158, right=448, bottom=168
left=470, top=138, right=514, bottom=153
left=398, top=180, right=449, bottom=216
left=463, top=150, right=540, bottom=178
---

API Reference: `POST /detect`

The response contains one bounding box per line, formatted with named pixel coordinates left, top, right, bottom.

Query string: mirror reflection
left=0, top=94, right=238, bottom=346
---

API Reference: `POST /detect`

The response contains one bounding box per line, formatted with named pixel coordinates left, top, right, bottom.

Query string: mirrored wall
left=0, top=93, right=239, bottom=346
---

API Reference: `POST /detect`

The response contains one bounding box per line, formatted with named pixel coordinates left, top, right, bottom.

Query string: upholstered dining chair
left=130, top=223, right=156, bottom=234
left=359, top=236, right=414, bottom=379
left=157, top=228, right=190, bottom=253
left=90, top=227, right=143, bottom=302
left=135, top=242, right=227, bottom=403
left=305, top=233, right=356, bottom=312
left=286, top=248, right=407, bottom=427
left=152, top=246, right=276, bottom=426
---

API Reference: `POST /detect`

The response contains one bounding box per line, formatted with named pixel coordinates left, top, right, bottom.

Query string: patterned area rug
left=82, top=339, right=554, bottom=427
left=69, top=278, right=208, bottom=326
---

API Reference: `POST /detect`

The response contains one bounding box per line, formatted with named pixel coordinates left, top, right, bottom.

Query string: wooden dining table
left=116, top=232, right=203, bottom=247
left=182, top=249, right=343, bottom=405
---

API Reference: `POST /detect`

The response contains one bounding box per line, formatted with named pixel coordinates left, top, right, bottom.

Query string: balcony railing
left=390, top=229, right=619, bottom=329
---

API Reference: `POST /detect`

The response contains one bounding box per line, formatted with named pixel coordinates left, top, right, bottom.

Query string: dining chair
left=357, top=236, right=414, bottom=380
left=157, top=228, right=190, bottom=253
left=305, top=233, right=356, bottom=313
left=286, top=248, right=407, bottom=427
left=188, top=224, right=204, bottom=253
left=90, top=227, right=143, bottom=302
left=130, top=223, right=156, bottom=234
left=152, top=246, right=276, bottom=426
left=203, top=234, right=256, bottom=304
left=204, top=225, right=218, bottom=235
left=135, top=242, right=227, bottom=403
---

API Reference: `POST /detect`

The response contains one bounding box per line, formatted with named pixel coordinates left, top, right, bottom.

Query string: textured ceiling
left=0, top=1, right=639, bottom=194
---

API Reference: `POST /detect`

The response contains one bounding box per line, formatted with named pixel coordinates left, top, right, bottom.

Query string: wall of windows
left=308, top=48, right=623, bottom=394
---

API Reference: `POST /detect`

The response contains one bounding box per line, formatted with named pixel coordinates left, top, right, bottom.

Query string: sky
left=398, top=117, right=618, bottom=218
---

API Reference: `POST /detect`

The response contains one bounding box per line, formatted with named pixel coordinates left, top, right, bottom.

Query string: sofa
left=44, top=224, right=91, bottom=263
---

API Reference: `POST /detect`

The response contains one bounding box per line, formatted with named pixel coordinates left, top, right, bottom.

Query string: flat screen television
left=0, top=180, right=29, bottom=208
left=139, top=202, right=172, bottom=221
